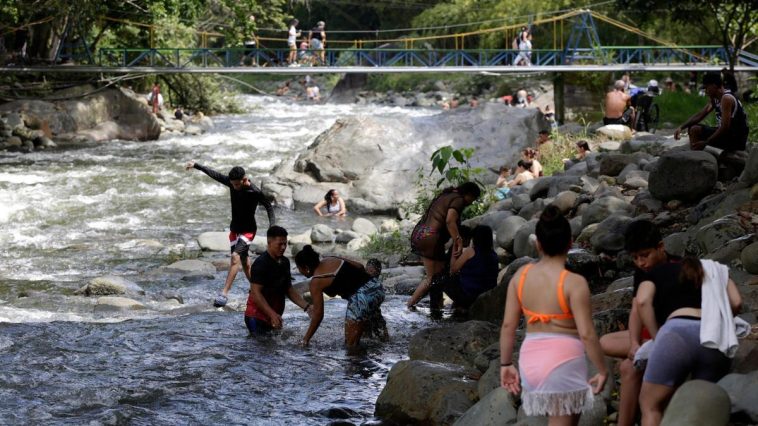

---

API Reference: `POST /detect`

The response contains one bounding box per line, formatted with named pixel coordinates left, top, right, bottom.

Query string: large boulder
left=274, top=104, right=546, bottom=215
left=581, top=196, right=634, bottom=228
left=375, top=360, right=479, bottom=425
left=469, top=257, right=534, bottom=323
left=741, top=242, right=758, bottom=274
left=694, top=217, right=747, bottom=255
left=409, top=321, right=500, bottom=370
left=590, top=215, right=635, bottom=254
left=513, top=219, right=539, bottom=258
left=164, top=259, right=216, bottom=274
left=352, top=217, right=378, bottom=235
left=599, top=154, right=637, bottom=177
left=197, top=232, right=230, bottom=251
left=453, top=388, right=518, bottom=426
left=596, top=124, right=633, bottom=141
left=94, top=296, right=146, bottom=312
left=495, top=216, right=528, bottom=252
left=738, top=147, right=758, bottom=186
left=310, top=224, right=335, bottom=243
left=649, top=151, right=718, bottom=202
left=0, top=86, right=160, bottom=142
left=661, top=380, right=731, bottom=426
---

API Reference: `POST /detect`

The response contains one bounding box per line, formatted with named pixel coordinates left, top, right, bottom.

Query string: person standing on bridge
left=149, top=82, right=162, bottom=114
left=287, top=19, right=301, bottom=66
left=309, top=21, right=326, bottom=66
left=513, top=29, right=532, bottom=66
left=674, top=72, right=748, bottom=152
left=603, top=80, right=634, bottom=127
left=184, top=161, right=276, bottom=308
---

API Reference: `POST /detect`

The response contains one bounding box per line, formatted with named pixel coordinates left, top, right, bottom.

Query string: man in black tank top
left=674, top=72, right=749, bottom=151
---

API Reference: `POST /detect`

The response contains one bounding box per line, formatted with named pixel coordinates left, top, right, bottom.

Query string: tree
left=617, top=0, right=758, bottom=70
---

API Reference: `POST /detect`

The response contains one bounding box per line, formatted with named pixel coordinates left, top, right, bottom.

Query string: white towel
left=700, top=259, right=739, bottom=358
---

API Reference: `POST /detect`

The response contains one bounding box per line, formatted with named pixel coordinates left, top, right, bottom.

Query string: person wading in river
left=246, top=226, right=313, bottom=334
left=185, top=161, right=275, bottom=307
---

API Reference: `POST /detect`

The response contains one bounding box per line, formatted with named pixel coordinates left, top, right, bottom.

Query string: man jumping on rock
left=185, top=161, right=275, bottom=307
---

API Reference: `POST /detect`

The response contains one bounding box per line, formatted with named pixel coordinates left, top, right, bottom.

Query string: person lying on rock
left=636, top=256, right=742, bottom=426
left=408, top=182, right=481, bottom=309
left=313, top=189, right=346, bottom=217
left=599, top=220, right=676, bottom=426
left=295, top=245, right=386, bottom=347
left=429, top=225, right=497, bottom=314
left=674, top=72, right=749, bottom=152
left=184, top=160, right=275, bottom=307
left=500, top=205, right=607, bottom=424
left=245, top=226, right=313, bottom=335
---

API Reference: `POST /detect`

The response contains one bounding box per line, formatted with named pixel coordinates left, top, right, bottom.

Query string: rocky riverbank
left=0, top=85, right=215, bottom=152
left=366, top=130, right=758, bottom=424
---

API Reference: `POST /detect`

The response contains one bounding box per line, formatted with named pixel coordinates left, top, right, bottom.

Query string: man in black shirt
left=246, top=226, right=311, bottom=334
left=185, top=160, right=275, bottom=306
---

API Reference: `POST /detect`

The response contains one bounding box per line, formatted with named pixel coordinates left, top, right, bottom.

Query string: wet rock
left=311, top=224, right=335, bottom=243
left=94, top=296, right=146, bottom=312
left=197, top=232, right=229, bottom=251
left=160, top=290, right=184, bottom=304
left=335, top=230, right=361, bottom=244
left=649, top=151, right=717, bottom=202
left=375, top=360, right=479, bottom=425
left=409, top=321, right=499, bottom=370
left=495, top=216, right=527, bottom=252
left=742, top=242, right=758, bottom=274
left=77, top=275, right=145, bottom=296
left=164, top=259, right=216, bottom=274
left=454, top=388, right=518, bottom=426
left=591, top=215, right=634, bottom=254
left=352, top=218, right=378, bottom=235
left=661, top=380, right=730, bottom=426
left=581, top=196, right=634, bottom=228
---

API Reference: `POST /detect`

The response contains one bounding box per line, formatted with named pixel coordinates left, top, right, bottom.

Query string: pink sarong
left=518, top=333, right=594, bottom=416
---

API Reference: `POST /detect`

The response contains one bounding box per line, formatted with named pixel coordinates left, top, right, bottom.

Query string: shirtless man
left=604, top=80, right=634, bottom=126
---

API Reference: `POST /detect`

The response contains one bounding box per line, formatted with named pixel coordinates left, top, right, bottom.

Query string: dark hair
left=702, top=72, right=722, bottom=87
left=324, top=189, right=337, bottom=203
left=295, top=244, right=320, bottom=270
left=679, top=257, right=704, bottom=289
left=471, top=225, right=494, bottom=251
left=499, top=165, right=509, bottom=173
left=366, top=258, right=382, bottom=274
left=721, top=68, right=738, bottom=92
left=518, top=159, right=532, bottom=170
left=228, top=166, right=246, bottom=180
left=289, top=18, right=299, bottom=26
left=459, top=225, right=473, bottom=246
left=446, top=181, right=481, bottom=199
left=535, top=205, right=572, bottom=256
left=576, top=140, right=590, bottom=151
left=267, top=225, right=288, bottom=238
left=539, top=130, right=549, bottom=135
left=624, top=219, right=661, bottom=253
left=522, top=147, right=538, bottom=159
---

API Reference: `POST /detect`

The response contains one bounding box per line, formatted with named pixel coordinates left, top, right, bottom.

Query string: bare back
left=518, top=263, right=580, bottom=335
left=605, top=90, right=630, bottom=119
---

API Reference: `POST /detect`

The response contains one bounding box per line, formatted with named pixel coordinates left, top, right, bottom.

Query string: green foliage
left=539, top=131, right=586, bottom=177
left=654, top=91, right=711, bottom=126
left=359, top=230, right=411, bottom=258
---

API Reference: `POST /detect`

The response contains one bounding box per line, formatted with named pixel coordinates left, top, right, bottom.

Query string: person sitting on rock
left=599, top=220, right=675, bottom=426
left=500, top=205, right=607, bottom=424
left=508, top=160, right=535, bottom=188
left=637, top=256, right=742, bottom=425
left=295, top=245, right=386, bottom=347
left=604, top=80, right=635, bottom=127
left=408, top=182, right=481, bottom=309
left=522, top=148, right=542, bottom=177
left=563, top=140, right=591, bottom=169
left=535, top=130, right=551, bottom=152
left=674, top=72, right=749, bottom=152
left=313, top=189, right=346, bottom=217
left=495, top=166, right=512, bottom=200
left=432, top=225, right=498, bottom=314
left=246, top=226, right=313, bottom=335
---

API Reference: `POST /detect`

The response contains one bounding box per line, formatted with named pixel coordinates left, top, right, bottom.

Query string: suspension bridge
left=1, top=9, right=756, bottom=74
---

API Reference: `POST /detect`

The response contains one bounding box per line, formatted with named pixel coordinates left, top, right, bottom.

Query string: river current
left=0, top=97, right=439, bottom=425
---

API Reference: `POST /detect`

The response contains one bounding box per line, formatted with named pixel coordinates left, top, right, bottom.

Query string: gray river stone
left=352, top=217, right=378, bottom=235
left=94, top=296, right=146, bottom=312
left=197, top=232, right=229, bottom=251
left=409, top=321, right=500, bottom=370
left=77, top=275, right=145, bottom=297
left=164, top=260, right=216, bottom=274
left=454, top=387, right=518, bottom=426
left=310, top=224, right=334, bottom=243
left=649, top=151, right=717, bottom=202
left=662, top=380, right=731, bottom=426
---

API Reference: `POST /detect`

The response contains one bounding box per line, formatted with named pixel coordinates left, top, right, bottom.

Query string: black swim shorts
left=696, top=125, right=748, bottom=151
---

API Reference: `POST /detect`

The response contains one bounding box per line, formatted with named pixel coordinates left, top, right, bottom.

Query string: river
left=0, top=96, right=439, bottom=425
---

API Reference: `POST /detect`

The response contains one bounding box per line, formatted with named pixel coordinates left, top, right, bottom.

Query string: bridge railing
left=97, top=46, right=729, bottom=68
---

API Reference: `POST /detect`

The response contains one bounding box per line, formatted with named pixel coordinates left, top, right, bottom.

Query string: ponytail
left=295, top=245, right=321, bottom=270
left=679, top=257, right=704, bottom=289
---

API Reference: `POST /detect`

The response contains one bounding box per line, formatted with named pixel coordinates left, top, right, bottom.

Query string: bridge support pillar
left=553, top=73, right=565, bottom=125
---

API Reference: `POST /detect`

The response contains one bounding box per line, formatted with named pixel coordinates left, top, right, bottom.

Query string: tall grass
left=654, top=91, right=714, bottom=127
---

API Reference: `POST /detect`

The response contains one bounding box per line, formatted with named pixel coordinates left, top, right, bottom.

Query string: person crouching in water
left=295, top=245, right=386, bottom=347
left=500, top=205, right=607, bottom=424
